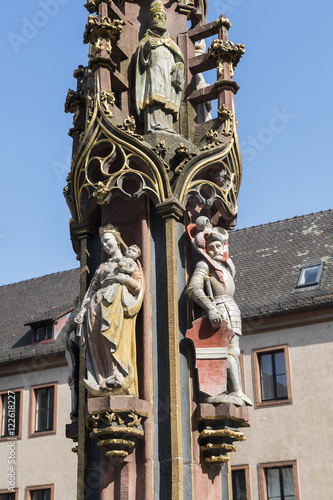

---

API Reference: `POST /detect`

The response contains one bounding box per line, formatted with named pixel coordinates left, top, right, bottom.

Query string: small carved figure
left=75, top=225, right=144, bottom=397
left=136, top=0, right=185, bottom=133
left=186, top=219, right=252, bottom=406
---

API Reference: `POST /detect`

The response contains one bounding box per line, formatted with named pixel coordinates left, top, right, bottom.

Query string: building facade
left=0, top=270, right=79, bottom=500
left=1, top=210, right=332, bottom=499
left=230, top=210, right=333, bottom=500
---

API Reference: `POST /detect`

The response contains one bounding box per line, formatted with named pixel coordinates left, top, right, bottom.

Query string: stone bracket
left=197, top=403, right=250, bottom=465
left=66, top=421, right=79, bottom=454
left=85, top=395, right=149, bottom=463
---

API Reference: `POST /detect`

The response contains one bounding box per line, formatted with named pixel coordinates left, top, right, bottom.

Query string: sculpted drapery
left=75, top=226, right=144, bottom=397
left=136, top=1, right=185, bottom=133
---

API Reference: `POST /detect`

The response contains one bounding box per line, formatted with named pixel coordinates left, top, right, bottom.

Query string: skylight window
left=296, top=262, right=324, bottom=288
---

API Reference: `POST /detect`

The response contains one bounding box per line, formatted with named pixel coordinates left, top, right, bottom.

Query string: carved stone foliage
left=86, top=406, right=148, bottom=462
left=65, top=89, right=84, bottom=123
left=218, top=104, right=234, bottom=137
left=208, top=39, right=245, bottom=77
left=93, top=181, right=110, bottom=204
left=83, top=15, right=124, bottom=53
left=174, top=143, right=197, bottom=174
left=118, top=116, right=143, bottom=141
left=99, top=89, right=115, bottom=116
left=200, top=129, right=222, bottom=151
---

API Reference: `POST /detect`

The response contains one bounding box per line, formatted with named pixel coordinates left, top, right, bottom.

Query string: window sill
left=255, top=398, right=293, bottom=409
left=28, top=429, right=56, bottom=438
left=0, top=434, right=22, bottom=442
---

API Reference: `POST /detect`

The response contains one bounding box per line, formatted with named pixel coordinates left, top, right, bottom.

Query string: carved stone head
left=149, top=1, right=167, bottom=31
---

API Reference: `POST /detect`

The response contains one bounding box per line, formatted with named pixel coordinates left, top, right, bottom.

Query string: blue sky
left=1, top=0, right=332, bottom=286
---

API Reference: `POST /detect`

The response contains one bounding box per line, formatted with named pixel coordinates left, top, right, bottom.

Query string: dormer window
left=296, top=262, right=324, bottom=289
left=35, top=325, right=52, bottom=342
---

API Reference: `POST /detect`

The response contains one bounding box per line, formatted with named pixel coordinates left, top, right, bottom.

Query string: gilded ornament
left=86, top=413, right=102, bottom=429
left=152, top=140, right=168, bottom=159
left=95, top=37, right=104, bottom=52
left=117, top=116, right=143, bottom=140
left=218, top=104, right=234, bottom=137
left=83, top=15, right=124, bottom=52
left=205, top=456, right=229, bottom=464
left=99, top=90, right=115, bottom=116
left=208, top=39, right=245, bottom=78
left=200, top=129, right=222, bottom=150
left=84, top=0, right=112, bottom=13
left=127, top=411, right=142, bottom=427
left=214, top=16, right=232, bottom=30
left=174, top=143, right=197, bottom=174
left=93, top=182, right=110, bottom=204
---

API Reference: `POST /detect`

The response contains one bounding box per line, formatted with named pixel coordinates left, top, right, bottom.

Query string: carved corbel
left=197, top=403, right=249, bottom=465
left=85, top=396, right=149, bottom=463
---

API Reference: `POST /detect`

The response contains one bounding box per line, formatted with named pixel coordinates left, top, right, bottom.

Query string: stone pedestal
left=85, top=395, right=149, bottom=462
left=197, top=403, right=250, bottom=465
left=186, top=317, right=234, bottom=398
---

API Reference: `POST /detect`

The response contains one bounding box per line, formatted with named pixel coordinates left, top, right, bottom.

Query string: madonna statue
left=75, top=225, right=144, bottom=397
